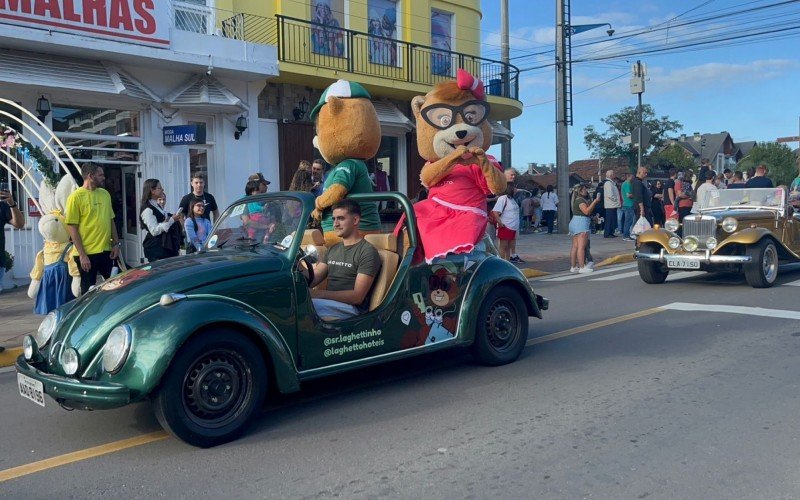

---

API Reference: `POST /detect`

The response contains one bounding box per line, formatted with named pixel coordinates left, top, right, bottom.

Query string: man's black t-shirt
left=179, top=192, right=218, bottom=220
left=0, top=203, right=11, bottom=268
left=663, top=179, right=675, bottom=205
left=745, top=176, right=774, bottom=188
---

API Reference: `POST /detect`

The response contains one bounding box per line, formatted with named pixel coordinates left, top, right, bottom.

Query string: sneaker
left=570, top=266, right=579, bottom=273
left=622, top=236, right=634, bottom=241
left=585, top=261, right=595, bottom=269
left=510, top=255, right=525, bottom=263
left=578, top=266, right=594, bottom=273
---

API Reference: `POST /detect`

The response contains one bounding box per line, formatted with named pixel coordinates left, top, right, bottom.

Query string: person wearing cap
left=179, top=172, right=219, bottom=222
left=745, top=163, right=774, bottom=188
left=248, top=173, right=270, bottom=194
left=309, top=79, right=382, bottom=246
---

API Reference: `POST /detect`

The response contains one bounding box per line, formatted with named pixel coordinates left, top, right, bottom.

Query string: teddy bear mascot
left=28, top=174, right=81, bottom=313
left=409, top=69, right=507, bottom=263
left=309, top=79, right=383, bottom=246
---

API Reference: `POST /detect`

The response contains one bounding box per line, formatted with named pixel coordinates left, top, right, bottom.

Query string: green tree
left=583, top=104, right=682, bottom=172
left=651, top=144, right=696, bottom=171
left=736, top=142, right=798, bottom=186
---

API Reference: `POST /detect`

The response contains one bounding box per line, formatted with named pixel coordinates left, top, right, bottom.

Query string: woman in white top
left=692, top=170, right=719, bottom=213
left=491, top=184, right=520, bottom=261
left=540, top=184, right=559, bottom=234
left=140, top=179, right=184, bottom=262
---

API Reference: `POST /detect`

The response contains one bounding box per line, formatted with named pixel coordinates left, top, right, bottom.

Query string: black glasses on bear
left=429, top=275, right=452, bottom=291
left=421, top=100, right=490, bottom=130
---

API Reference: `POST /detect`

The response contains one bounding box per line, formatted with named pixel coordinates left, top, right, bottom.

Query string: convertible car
left=16, top=192, right=548, bottom=447
left=635, top=187, right=800, bottom=287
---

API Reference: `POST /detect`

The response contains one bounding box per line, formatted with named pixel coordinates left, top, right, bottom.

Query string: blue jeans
left=313, top=298, right=359, bottom=321
left=621, top=206, right=635, bottom=238
left=616, top=209, right=623, bottom=232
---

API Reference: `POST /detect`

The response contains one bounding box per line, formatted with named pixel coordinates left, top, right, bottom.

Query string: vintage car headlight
left=23, top=335, right=37, bottom=360
left=668, top=236, right=682, bottom=249
left=34, top=311, right=58, bottom=348
left=706, top=237, right=718, bottom=250
left=60, top=347, right=80, bottom=376
left=722, top=217, right=738, bottom=233
left=103, top=325, right=132, bottom=374
left=682, top=236, right=699, bottom=252
left=665, top=218, right=680, bottom=232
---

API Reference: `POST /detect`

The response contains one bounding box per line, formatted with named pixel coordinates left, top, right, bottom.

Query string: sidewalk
left=0, top=230, right=634, bottom=365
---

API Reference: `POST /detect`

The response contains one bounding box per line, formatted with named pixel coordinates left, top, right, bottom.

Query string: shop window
left=370, top=136, right=397, bottom=192
left=431, top=10, right=453, bottom=76
left=175, top=0, right=214, bottom=35
left=52, top=106, right=139, bottom=137
left=368, top=0, right=399, bottom=67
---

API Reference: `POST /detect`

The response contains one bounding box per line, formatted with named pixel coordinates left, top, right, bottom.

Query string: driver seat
left=364, top=233, right=400, bottom=311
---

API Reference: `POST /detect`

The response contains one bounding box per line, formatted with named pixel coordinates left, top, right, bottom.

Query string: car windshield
left=205, top=197, right=305, bottom=252
left=702, top=187, right=786, bottom=210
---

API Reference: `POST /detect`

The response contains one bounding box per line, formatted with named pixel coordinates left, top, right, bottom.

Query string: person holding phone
left=139, top=179, right=183, bottom=263
left=0, top=181, right=25, bottom=299
left=569, top=183, right=601, bottom=273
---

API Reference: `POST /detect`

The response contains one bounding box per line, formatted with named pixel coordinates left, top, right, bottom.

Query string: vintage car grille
left=683, top=215, right=717, bottom=245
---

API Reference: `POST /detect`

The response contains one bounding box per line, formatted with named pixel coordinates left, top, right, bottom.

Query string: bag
left=631, top=216, right=652, bottom=235
left=664, top=204, right=676, bottom=220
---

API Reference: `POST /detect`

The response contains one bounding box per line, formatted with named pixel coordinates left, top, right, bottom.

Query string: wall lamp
left=234, top=115, right=248, bottom=140
left=36, top=95, right=51, bottom=121
left=292, top=97, right=309, bottom=121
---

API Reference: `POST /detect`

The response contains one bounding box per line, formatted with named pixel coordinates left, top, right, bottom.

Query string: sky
left=479, top=0, right=800, bottom=170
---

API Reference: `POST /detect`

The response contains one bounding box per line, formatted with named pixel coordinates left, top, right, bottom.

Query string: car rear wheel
left=744, top=240, right=778, bottom=288
left=637, top=243, right=669, bottom=284
left=470, top=285, right=528, bottom=366
left=153, top=329, right=268, bottom=447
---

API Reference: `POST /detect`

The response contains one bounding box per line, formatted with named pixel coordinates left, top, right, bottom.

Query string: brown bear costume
left=410, top=69, right=507, bottom=263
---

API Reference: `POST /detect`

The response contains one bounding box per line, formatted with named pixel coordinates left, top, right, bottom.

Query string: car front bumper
left=634, top=248, right=752, bottom=265
left=16, top=356, right=130, bottom=410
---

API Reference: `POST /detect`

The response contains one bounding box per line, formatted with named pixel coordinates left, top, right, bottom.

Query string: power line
left=523, top=73, right=629, bottom=108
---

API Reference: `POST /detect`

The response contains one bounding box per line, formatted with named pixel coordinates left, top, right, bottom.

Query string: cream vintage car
left=634, top=187, right=800, bottom=288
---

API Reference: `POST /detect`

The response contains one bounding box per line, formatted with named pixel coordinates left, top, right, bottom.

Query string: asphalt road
left=3, top=263, right=800, bottom=498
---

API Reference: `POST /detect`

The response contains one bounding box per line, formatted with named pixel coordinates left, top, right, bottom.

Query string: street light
left=555, top=0, right=613, bottom=233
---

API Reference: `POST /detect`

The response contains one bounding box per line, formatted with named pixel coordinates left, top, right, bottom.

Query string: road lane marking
left=783, top=278, right=800, bottom=286
left=665, top=271, right=706, bottom=281
left=0, top=431, right=169, bottom=483
left=526, top=307, right=666, bottom=346
left=590, top=270, right=641, bottom=281
left=541, top=263, right=637, bottom=282
left=661, top=302, right=800, bottom=320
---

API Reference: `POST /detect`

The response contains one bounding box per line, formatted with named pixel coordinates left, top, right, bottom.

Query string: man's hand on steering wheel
left=297, top=247, right=315, bottom=285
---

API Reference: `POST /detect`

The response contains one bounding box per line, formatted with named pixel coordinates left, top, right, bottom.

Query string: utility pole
left=500, top=0, right=512, bottom=170
left=630, top=60, right=647, bottom=170
left=555, top=0, right=570, bottom=233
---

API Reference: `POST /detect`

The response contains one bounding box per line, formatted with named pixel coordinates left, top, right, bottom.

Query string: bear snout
left=455, top=130, right=467, bottom=139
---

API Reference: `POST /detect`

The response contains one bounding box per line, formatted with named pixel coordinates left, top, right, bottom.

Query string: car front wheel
left=637, top=243, right=669, bottom=284
left=153, top=329, right=268, bottom=447
left=470, top=285, right=528, bottom=366
left=744, top=240, right=778, bottom=288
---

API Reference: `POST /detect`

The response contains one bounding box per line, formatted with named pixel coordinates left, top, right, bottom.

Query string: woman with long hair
left=289, top=168, right=315, bottom=192
left=184, top=198, right=213, bottom=252
left=139, top=179, right=183, bottom=262
left=651, top=179, right=665, bottom=226
left=569, top=183, right=601, bottom=273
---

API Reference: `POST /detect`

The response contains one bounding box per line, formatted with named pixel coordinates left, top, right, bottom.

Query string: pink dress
left=414, top=162, right=494, bottom=263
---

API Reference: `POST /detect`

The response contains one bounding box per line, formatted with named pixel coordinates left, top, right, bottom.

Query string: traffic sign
left=632, top=126, right=651, bottom=150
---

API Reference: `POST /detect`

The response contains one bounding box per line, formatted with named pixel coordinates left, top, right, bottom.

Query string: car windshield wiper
left=233, top=237, right=261, bottom=248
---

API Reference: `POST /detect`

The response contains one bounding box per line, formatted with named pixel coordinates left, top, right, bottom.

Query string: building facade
left=0, top=1, right=278, bottom=285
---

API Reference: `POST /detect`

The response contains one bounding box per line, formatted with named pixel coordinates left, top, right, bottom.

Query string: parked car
left=16, top=192, right=548, bottom=447
left=634, top=187, right=800, bottom=287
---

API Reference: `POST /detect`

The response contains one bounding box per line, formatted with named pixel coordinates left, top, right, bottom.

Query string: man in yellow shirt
left=65, top=163, right=120, bottom=294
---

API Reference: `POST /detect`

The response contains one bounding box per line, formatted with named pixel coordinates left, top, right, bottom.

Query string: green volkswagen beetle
left=16, top=192, right=547, bottom=447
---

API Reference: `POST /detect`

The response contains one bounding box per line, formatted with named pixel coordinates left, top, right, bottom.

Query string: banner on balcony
left=367, top=0, right=397, bottom=67
left=0, top=0, right=171, bottom=48
left=311, top=0, right=345, bottom=57
left=431, top=11, right=453, bottom=76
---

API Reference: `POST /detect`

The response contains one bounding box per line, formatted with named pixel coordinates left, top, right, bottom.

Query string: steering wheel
left=297, top=247, right=315, bottom=285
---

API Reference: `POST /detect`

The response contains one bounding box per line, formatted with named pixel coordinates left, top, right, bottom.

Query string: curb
left=521, top=268, right=550, bottom=278
left=0, top=347, right=22, bottom=369
left=595, top=253, right=635, bottom=268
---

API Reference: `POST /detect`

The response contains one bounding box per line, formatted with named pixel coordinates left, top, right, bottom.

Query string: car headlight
left=706, top=237, right=718, bottom=250
left=665, top=218, right=680, bottom=232
left=103, top=325, right=132, bottom=374
left=722, top=217, right=738, bottom=233
left=668, top=236, right=682, bottom=249
left=34, top=311, right=58, bottom=348
left=683, top=236, right=699, bottom=252
left=60, top=347, right=79, bottom=376
left=23, top=335, right=37, bottom=360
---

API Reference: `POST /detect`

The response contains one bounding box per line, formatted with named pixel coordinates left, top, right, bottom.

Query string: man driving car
left=309, top=199, right=381, bottom=320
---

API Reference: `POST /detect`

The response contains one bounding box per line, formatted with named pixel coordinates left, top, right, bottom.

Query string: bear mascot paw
left=409, top=69, right=507, bottom=263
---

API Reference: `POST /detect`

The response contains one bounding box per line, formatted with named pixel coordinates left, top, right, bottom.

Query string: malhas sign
left=0, top=0, right=170, bottom=47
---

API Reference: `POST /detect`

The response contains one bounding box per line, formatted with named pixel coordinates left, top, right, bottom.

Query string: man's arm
left=9, top=203, right=24, bottom=228
left=311, top=273, right=376, bottom=306
left=110, top=222, right=120, bottom=260
left=308, top=262, right=329, bottom=289
left=668, top=186, right=676, bottom=205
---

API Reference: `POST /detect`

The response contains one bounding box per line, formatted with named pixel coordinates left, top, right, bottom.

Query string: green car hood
left=51, top=250, right=284, bottom=363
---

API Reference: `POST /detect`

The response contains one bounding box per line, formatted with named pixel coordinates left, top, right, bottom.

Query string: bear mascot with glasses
left=409, top=69, right=507, bottom=263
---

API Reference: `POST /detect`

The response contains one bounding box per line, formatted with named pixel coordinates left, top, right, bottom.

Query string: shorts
left=497, top=227, right=517, bottom=240
left=568, top=215, right=591, bottom=235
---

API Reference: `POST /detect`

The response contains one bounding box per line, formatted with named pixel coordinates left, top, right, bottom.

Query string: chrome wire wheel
left=182, top=349, right=251, bottom=428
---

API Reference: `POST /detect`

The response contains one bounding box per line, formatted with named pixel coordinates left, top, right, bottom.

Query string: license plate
left=18, top=373, right=45, bottom=407
left=666, top=257, right=700, bottom=269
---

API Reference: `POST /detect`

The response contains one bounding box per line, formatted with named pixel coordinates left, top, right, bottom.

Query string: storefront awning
left=0, top=50, right=158, bottom=102
left=164, top=75, right=246, bottom=113
left=374, top=100, right=414, bottom=134
left=490, top=120, right=514, bottom=144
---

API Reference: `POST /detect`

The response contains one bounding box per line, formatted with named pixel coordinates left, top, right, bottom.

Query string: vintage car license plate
left=18, top=373, right=45, bottom=407
left=666, top=257, right=700, bottom=269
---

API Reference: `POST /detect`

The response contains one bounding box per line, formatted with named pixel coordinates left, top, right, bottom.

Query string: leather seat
left=364, top=233, right=400, bottom=311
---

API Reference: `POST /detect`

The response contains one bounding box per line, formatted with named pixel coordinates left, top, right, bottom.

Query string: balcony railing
left=272, top=15, right=519, bottom=100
